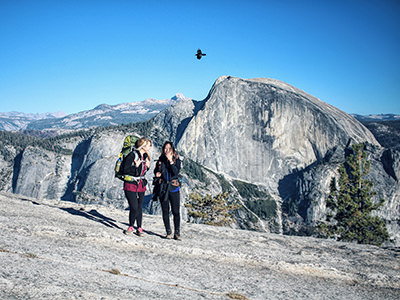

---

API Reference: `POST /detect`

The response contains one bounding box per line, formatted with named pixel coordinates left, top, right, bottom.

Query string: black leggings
left=161, top=191, right=180, bottom=235
left=124, top=190, right=144, bottom=228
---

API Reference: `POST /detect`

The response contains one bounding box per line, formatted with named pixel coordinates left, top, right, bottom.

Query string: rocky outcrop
left=157, top=76, right=399, bottom=243
left=153, top=97, right=205, bottom=144
left=13, top=146, right=72, bottom=199
left=10, top=131, right=134, bottom=208
left=177, top=76, right=378, bottom=191
left=286, top=144, right=400, bottom=243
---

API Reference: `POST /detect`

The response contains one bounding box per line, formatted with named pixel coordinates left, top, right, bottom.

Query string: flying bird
left=196, top=49, right=206, bottom=60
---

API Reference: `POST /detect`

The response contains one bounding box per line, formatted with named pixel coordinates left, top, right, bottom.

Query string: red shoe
left=124, top=226, right=134, bottom=235
left=136, top=227, right=144, bottom=237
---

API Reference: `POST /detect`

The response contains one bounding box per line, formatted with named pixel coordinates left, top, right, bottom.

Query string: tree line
left=0, top=119, right=155, bottom=161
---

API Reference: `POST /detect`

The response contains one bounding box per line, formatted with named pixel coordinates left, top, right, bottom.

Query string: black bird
left=196, top=49, right=206, bottom=60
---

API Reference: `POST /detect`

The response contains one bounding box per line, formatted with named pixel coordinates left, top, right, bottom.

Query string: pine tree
left=321, top=143, right=389, bottom=246
left=185, top=192, right=241, bottom=226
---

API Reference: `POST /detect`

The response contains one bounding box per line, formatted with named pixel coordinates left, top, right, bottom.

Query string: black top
left=155, top=155, right=181, bottom=182
left=122, top=150, right=148, bottom=177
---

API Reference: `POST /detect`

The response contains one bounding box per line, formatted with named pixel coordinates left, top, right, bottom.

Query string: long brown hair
left=161, top=141, right=178, bottom=162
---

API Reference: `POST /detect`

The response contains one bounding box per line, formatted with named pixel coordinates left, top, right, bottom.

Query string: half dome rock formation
left=177, top=76, right=379, bottom=190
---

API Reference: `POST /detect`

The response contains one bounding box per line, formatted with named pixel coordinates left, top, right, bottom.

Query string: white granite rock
left=0, top=192, right=399, bottom=300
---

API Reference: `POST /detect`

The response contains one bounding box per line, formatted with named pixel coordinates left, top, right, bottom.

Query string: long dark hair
left=161, top=141, right=179, bottom=162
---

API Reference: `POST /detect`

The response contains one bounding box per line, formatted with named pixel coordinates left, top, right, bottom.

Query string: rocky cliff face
left=286, top=144, right=400, bottom=243
left=155, top=76, right=399, bottom=244
left=153, top=97, right=202, bottom=144
left=9, top=131, right=133, bottom=209
left=13, top=146, right=72, bottom=199
left=177, top=76, right=379, bottom=190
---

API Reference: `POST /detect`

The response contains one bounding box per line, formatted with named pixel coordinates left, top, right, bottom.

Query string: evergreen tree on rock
left=321, top=143, right=389, bottom=246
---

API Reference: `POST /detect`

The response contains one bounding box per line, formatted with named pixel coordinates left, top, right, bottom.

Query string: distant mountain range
left=352, top=114, right=400, bottom=122
left=0, top=93, right=190, bottom=132
left=0, top=111, right=67, bottom=131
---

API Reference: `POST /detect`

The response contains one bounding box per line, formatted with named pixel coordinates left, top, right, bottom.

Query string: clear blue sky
left=0, top=0, right=399, bottom=115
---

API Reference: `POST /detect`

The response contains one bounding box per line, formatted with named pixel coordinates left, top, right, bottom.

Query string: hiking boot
left=136, top=227, right=144, bottom=237
left=164, top=233, right=173, bottom=239
left=124, top=226, right=134, bottom=235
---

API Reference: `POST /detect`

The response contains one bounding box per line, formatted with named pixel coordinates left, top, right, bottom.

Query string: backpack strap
left=123, top=150, right=148, bottom=183
left=123, top=175, right=146, bottom=182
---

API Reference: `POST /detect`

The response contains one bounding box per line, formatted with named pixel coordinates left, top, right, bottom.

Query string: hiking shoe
left=124, top=226, right=134, bottom=235
left=164, top=233, right=173, bottom=239
left=174, top=234, right=182, bottom=241
left=136, top=227, right=144, bottom=237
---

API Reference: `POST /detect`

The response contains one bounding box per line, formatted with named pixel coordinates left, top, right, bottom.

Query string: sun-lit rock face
left=177, top=76, right=378, bottom=190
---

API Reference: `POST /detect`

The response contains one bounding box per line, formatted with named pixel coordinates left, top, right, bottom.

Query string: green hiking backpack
left=114, top=135, right=140, bottom=180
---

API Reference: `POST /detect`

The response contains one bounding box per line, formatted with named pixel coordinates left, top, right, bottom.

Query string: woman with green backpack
left=121, top=137, right=152, bottom=236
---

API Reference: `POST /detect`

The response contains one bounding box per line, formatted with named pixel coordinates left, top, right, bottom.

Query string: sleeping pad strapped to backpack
left=114, top=135, right=140, bottom=180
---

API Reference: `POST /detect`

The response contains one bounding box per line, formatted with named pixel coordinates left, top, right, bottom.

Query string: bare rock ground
left=0, top=191, right=399, bottom=300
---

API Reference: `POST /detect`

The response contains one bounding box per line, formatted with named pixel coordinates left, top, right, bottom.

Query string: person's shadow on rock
left=60, top=207, right=123, bottom=230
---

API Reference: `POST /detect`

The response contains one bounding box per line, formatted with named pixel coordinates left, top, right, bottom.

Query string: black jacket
left=155, top=155, right=181, bottom=182
left=122, top=150, right=147, bottom=177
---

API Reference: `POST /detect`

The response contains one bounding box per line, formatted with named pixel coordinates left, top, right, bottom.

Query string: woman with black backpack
left=122, top=137, right=152, bottom=237
left=154, top=141, right=182, bottom=240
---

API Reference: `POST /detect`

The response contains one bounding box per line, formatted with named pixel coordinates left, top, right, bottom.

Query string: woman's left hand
left=134, top=159, right=141, bottom=167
